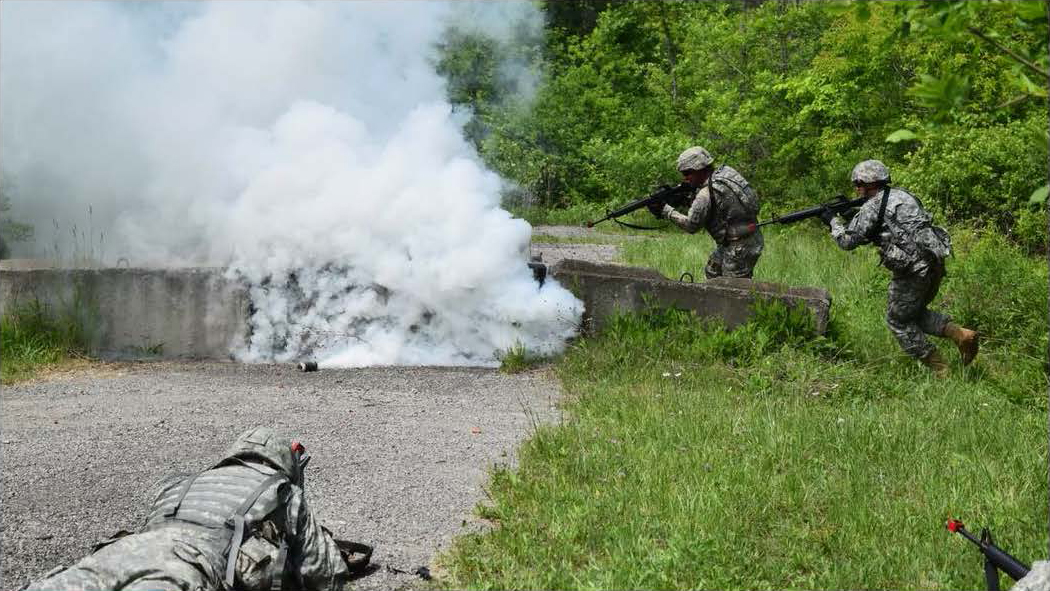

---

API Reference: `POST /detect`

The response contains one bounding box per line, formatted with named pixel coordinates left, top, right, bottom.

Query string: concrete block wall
left=548, top=259, right=831, bottom=335
left=0, top=267, right=247, bottom=359
left=0, top=260, right=831, bottom=361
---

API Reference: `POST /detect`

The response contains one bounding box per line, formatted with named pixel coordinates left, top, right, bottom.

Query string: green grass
left=497, top=342, right=549, bottom=374
left=1, top=299, right=95, bottom=383
left=439, top=222, right=1047, bottom=589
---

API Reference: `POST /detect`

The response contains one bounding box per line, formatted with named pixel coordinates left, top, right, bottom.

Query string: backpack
left=164, top=458, right=372, bottom=591
left=225, top=473, right=373, bottom=590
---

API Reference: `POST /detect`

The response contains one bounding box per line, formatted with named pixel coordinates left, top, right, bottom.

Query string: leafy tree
left=0, top=178, right=33, bottom=259
left=434, top=0, right=1045, bottom=249
left=884, top=2, right=1048, bottom=192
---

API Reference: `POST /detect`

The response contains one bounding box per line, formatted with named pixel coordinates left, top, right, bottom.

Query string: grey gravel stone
left=1, top=361, right=562, bottom=591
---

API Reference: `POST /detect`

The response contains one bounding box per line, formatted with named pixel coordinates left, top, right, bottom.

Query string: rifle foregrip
left=983, top=545, right=1030, bottom=581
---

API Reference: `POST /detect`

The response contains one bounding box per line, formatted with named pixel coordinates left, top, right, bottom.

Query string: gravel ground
left=1, top=361, right=563, bottom=590
left=529, top=224, right=635, bottom=267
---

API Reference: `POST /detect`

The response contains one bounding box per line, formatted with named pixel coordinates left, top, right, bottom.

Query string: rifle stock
left=757, top=194, right=868, bottom=227
left=587, top=183, right=693, bottom=228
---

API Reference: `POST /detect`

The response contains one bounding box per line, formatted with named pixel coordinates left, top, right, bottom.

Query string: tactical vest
left=147, top=459, right=295, bottom=591
left=705, top=165, right=760, bottom=245
left=869, top=187, right=951, bottom=272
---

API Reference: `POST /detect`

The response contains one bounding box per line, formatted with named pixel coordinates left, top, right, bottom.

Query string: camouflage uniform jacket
left=830, top=187, right=950, bottom=275
left=662, top=165, right=761, bottom=245
left=25, top=459, right=350, bottom=591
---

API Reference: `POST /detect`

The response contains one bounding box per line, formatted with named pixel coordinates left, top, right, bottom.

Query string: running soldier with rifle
left=820, top=159, right=979, bottom=377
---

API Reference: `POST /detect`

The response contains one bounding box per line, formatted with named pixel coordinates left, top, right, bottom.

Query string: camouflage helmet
left=224, top=426, right=301, bottom=480
left=850, top=159, right=891, bottom=185
left=676, top=146, right=714, bottom=172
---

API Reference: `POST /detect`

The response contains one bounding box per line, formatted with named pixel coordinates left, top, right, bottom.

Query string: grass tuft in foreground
left=497, top=341, right=552, bottom=374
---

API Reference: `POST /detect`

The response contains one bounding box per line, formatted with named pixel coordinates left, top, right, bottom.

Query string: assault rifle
left=757, top=194, right=867, bottom=227
left=586, top=182, right=694, bottom=228
left=947, top=519, right=1030, bottom=591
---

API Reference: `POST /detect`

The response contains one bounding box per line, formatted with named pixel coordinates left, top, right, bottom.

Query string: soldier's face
left=682, top=169, right=705, bottom=188
left=855, top=182, right=880, bottom=198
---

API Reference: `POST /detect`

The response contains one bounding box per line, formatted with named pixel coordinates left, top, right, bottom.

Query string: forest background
left=435, top=0, right=1048, bottom=253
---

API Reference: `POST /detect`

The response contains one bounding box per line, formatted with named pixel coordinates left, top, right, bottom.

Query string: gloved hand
left=818, top=207, right=837, bottom=227
left=647, top=201, right=665, bottom=219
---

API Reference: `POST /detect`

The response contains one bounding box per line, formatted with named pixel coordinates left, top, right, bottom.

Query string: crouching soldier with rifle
left=650, top=146, right=764, bottom=279
left=819, top=159, right=978, bottom=377
left=21, top=426, right=371, bottom=591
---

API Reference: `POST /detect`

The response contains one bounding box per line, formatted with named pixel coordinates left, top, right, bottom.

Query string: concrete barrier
left=548, top=259, right=831, bottom=334
left=0, top=267, right=247, bottom=359
left=0, top=259, right=831, bottom=361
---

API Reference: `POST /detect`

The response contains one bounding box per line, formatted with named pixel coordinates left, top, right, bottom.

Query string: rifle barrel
left=585, top=183, right=691, bottom=227
left=757, top=195, right=869, bottom=227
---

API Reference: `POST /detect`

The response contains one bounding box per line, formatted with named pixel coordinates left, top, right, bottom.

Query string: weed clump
left=1, top=298, right=95, bottom=383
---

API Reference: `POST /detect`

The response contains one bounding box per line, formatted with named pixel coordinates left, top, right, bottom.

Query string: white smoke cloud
left=0, top=0, right=583, bottom=367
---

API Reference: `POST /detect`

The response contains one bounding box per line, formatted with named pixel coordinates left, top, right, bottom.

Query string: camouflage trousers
left=886, top=259, right=950, bottom=359
left=705, top=231, right=764, bottom=279
left=23, top=527, right=224, bottom=591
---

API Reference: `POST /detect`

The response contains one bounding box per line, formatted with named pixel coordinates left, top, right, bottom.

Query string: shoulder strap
left=165, top=470, right=206, bottom=519
left=224, top=472, right=290, bottom=588
left=867, top=186, right=891, bottom=243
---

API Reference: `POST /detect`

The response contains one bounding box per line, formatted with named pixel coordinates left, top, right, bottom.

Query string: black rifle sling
left=224, top=472, right=290, bottom=588
left=613, top=218, right=668, bottom=231
left=866, top=185, right=890, bottom=244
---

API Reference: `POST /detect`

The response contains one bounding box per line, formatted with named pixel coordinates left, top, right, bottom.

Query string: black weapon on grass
left=947, top=518, right=1030, bottom=591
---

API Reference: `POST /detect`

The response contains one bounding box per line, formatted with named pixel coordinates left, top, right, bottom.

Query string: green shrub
left=897, top=114, right=1048, bottom=239
left=1, top=299, right=93, bottom=382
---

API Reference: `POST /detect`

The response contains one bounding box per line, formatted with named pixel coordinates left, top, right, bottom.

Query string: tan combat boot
left=943, top=322, right=979, bottom=366
left=920, top=349, right=950, bottom=378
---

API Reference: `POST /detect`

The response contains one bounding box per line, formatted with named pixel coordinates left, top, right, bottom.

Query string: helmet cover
left=676, top=146, right=714, bottom=172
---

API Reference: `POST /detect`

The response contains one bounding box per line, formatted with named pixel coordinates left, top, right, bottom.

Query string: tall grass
left=440, top=223, right=1047, bottom=589
left=1, top=296, right=97, bottom=383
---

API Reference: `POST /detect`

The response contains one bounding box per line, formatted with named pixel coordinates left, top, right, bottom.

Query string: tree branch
left=967, top=26, right=1049, bottom=80
left=993, top=94, right=1033, bottom=110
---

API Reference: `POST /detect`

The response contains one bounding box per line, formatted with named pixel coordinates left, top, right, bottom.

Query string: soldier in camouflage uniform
left=822, top=159, right=979, bottom=377
left=23, top=426, right=357, bottom=591
left=650, top=146, right=764, bottom=279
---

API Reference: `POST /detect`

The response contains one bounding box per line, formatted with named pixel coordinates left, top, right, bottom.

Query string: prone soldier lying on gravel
left=20, top=426, right=371, bottom=591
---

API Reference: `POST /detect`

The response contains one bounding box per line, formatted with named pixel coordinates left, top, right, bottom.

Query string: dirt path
left=1, top=362, right=561, bottom=590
